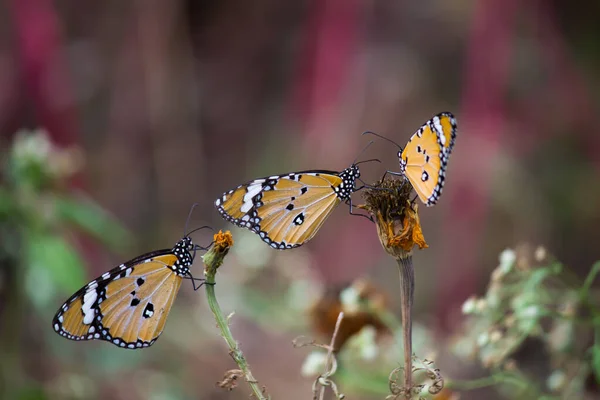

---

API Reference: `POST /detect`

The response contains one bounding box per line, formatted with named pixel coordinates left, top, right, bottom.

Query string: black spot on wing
left=293, top=213, right=305, bottom=226
left=143, top=303, right=155, bottom=319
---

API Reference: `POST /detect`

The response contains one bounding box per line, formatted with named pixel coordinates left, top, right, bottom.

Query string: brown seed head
left=360, top=178, right=428, bottom=257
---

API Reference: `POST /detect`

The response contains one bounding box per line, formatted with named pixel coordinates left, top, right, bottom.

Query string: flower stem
left=202, top=231, right=267, bottom=400
left=361, top=178, right=426, bottom=398
left=397, top=254, right=414, bottom=396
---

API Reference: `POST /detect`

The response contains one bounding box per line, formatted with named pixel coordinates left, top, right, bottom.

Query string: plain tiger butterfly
left=367, top=112, right=457, bottom=206
left=52, top=208, right=210, bottom=349
left=214, top=155, right=378, bottom=249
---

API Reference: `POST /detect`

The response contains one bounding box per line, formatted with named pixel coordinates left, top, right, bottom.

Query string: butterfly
left=367, top=112, right=457, bottom=206
left=215, top=159, right=376, bottom=250
left=52, top=229, right=209, bottom=349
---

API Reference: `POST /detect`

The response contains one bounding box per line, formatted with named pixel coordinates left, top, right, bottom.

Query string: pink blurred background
left=1, top=0, right=599, bottom=399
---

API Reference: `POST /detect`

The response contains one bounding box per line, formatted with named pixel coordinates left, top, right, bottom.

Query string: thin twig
left=202, top=231, right=267, bottom=400
left=317, top=311, right=344, bottom=400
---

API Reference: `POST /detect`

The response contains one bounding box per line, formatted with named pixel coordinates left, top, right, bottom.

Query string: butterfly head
left=349, top=164, right=361, bottom=179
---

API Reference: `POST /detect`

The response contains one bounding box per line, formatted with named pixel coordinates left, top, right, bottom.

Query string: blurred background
left=0, top=0, right=599, bottom=399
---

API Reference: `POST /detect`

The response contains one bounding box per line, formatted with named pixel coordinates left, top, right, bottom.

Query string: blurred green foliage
left=453, top=246, right=600, bottom=398
left=0, top=129, right=130, bottom=400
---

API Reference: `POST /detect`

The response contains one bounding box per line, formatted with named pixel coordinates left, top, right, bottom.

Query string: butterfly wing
left=53, top=251, right=183, bottom=349
left=215, top=172, right=346, bottom=249
left=400, top=112, right=457, bottom=206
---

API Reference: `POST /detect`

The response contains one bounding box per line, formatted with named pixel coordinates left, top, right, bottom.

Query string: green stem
left=202, top=234, right=267, bottom=400
left=580, top=261, right=600, bottom=300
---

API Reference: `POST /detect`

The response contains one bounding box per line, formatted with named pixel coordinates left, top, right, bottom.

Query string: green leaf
left=26, top=235, right=86, bottom=308
left=54, top=196, right=130, bottom=252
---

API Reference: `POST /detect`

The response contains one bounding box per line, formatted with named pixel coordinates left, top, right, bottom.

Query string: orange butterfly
left=368, top=112, right=457, bottom=205
left=52, top=224, right=209, bottom=349
left=215, top=155, right=377, bottom=249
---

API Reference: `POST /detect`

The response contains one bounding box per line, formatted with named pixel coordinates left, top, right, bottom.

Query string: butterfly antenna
left=183, top=203, right=200, bottom=237
left=354, top=158, right=381, bottom=166
left=352, top=140, right=375, bottom=165
left=194, top=240, right=215, bottom=251
left=186, top=225, right=214, bottom=238
left=362, top=131, right=403, bottom=150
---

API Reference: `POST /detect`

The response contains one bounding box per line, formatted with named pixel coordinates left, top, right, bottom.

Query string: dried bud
left=361, top=178, right=428, bottom=257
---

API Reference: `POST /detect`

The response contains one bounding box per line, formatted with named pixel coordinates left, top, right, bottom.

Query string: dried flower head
left=217, top=369, right=243, bottom=391
left=361, top=178, right=428, bottom=256
left=309, top=279, right=390, bottom=351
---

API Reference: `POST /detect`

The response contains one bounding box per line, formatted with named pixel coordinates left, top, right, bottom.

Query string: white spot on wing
left=240, top=201, right=253, bottom=213
left=82, top=290, right=98, bottom=325
left=433, top=116, right=445, bottom=145
left=244, top=183, right=263, bottom=202
left=241, top=183, right=262, bottom=213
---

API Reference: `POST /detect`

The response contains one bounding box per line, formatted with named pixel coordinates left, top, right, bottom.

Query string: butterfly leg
left=184, top=273, right=211, bottom=291
left=345, top=198, right=374, bottom=223
left=356, top=179, right=394, bottom=194
left=190, top=241, right=215, bottom=263
left=381, top=170, right=403, bottom=181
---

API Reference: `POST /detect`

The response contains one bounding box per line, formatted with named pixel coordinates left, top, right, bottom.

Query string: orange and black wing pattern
left=52, top=237, right=195, bottom=349
left=399, top=112, right=457, bottom=206
left=215, top=166, right=360, bottom=249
